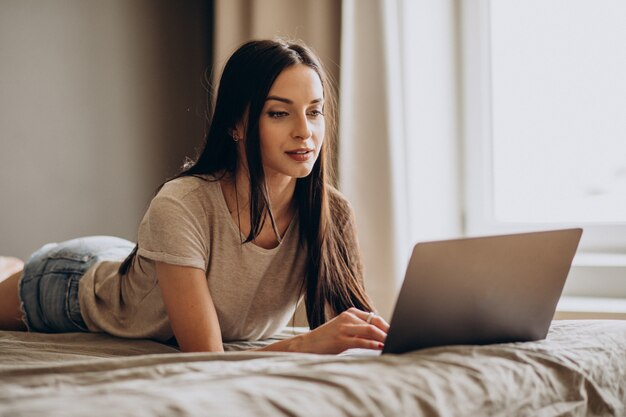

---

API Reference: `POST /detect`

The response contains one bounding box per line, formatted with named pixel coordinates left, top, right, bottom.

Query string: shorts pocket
left=46, top=253, right=93, bottom=275
left=49, top=249, right=92, bottom=263
left=65, top=274, right=88, bottom=332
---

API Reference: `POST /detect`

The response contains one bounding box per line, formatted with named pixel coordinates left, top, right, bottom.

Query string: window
left=461, top=0, right=626, bottom=298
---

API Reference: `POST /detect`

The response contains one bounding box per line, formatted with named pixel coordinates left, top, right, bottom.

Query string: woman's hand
left=294, top=307, right=390, bottom=354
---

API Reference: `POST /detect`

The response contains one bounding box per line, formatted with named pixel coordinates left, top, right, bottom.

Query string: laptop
left=342, top=228, right=583, bottom=356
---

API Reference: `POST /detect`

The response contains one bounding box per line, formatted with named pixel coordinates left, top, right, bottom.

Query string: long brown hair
left=119, top=39, right=374, bottom=329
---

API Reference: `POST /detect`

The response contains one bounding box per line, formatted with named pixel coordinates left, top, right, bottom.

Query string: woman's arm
left=156, top=263, right=388, bottom=354
left=254, top=308, right=390, bottom=354
left=155, top=261, right=224, bottom=353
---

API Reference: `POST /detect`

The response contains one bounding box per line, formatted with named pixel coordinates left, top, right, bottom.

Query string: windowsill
left=555, top=295, right=626, bottom=320
left=557, top=253, right=626, bottom=318
left=572, top=252, right=626, bottom=267
left=562, top=252, right=626, bottom=299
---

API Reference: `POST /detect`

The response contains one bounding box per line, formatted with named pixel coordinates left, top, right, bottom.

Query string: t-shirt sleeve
left=137, top=189, right=208, bottom=271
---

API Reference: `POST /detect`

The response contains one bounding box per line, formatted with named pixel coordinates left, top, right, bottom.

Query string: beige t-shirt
left=78, top=174, right=308, bottom=342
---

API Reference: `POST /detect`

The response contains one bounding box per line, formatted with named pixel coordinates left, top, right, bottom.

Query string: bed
left=1, top=320, right=625, bottom=417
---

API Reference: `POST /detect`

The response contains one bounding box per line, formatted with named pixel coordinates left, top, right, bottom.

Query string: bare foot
left=0, top=257, right=24, bottom=281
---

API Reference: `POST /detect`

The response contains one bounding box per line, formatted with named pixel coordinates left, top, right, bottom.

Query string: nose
left=292, top=112, right=312, bottom=140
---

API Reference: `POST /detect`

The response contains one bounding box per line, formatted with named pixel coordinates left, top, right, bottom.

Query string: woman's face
left=255, top=64, right=325, bottom=180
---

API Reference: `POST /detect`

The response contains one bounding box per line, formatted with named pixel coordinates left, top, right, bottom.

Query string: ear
left=227, top=128, right=238, bottom=140
left=230, top=121, right=245, bottom=142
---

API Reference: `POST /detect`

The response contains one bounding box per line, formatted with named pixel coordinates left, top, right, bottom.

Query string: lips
left=285, top=148, right=314, bottom=155
left=285, top=148, right=314, bottom=162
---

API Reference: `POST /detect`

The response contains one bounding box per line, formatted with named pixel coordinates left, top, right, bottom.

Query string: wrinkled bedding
left=1, top=321, right=625, bottom=417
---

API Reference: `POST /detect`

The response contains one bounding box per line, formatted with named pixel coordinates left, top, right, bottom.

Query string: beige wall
left=0, top=1, right=210, bottom=260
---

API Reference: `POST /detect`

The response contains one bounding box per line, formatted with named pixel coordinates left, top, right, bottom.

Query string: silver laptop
left=343, top=228, right=582, bottom=356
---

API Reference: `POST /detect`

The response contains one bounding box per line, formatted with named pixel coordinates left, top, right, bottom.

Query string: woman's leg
left=0, top=257, right=27, bottom=331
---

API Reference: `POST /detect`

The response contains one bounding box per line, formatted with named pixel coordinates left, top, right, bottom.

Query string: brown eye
left=268, top=111, right=288, bottom=118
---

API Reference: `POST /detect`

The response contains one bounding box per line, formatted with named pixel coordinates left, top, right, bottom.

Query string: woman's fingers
left=346, top=307, right=390, bottom=333
left=369, top=315, right=390, bottom=332
left=344, top=337, right=384, bottom=351
left=346, top=307, right=370, bottom=321
left=346, top=323, right=387, bottom=343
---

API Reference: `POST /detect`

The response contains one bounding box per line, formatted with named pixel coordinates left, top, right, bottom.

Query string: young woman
left=0, top=39, right=389, bottom=354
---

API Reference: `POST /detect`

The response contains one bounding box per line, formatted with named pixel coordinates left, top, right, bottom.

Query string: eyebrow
left=265, top=95, right=323, bottom=105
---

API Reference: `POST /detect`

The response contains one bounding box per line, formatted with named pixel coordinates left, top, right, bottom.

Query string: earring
left=232, top=135, right=240, bottom=142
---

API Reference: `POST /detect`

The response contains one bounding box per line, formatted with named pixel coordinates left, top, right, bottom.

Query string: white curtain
left=340, top=0, right=462, bottom=318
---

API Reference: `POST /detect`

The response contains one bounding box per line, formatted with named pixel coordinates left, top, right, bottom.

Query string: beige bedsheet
left=1, top=320, right=625, bottom=417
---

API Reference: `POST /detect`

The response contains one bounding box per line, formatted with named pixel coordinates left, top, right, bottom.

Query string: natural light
left=490, top=0, right=626, bottom=224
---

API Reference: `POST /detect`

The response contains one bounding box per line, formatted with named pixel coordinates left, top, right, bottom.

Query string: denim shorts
left=18, top=236, right=135, bottom=333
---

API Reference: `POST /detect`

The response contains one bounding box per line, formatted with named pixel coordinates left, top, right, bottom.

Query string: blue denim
left=18, top=236, right=135, bottom=333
